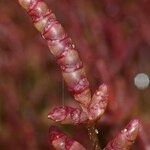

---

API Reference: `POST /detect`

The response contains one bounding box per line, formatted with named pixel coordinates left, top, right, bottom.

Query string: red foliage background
left=0, top=0, right=150, bottom=149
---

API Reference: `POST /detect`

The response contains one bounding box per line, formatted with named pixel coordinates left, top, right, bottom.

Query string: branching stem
left=87, top=125, right=102, bottom=150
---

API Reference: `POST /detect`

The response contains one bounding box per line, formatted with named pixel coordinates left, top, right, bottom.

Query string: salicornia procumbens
left=17, top=0, right=140, bottom=149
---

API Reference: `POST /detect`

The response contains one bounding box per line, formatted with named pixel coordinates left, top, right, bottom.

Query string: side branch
left=104, top=119, right=140, bottom=150
left=49, top=126, right=86, bottom=150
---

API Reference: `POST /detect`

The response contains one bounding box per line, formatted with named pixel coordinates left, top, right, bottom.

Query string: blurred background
left=0, top=0, right=150, bottom=149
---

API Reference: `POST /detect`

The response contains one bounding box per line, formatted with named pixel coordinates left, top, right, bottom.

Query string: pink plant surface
left=49, top=126, right=86, bottom=150
left=0, top=0, right=149, bottom=149
left=105, top=119, right=140, bottom=150
left=16, top=0, right=142, bottom=149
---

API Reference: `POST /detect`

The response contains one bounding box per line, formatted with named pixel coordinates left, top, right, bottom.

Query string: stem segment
left=87, top=125, right=102, bottom=150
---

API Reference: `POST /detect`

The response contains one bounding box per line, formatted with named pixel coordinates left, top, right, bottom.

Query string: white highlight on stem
left=134, top=73, right=149, bottom=90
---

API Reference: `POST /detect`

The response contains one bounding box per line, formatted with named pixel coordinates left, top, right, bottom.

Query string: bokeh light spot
left=134, top=73, right=150, bottom=90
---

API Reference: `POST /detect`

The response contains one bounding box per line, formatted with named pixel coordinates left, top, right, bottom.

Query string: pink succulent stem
left=88, top=84, right=108, bottom=123
left=17, top=0, right=109, bottom=125
left=48, top=106, right=88, bottom=125
left=17, top=1, right=140, bottom=150
left=48, top=84, right=108, bottom=125
left=49, top=126, right=86, bottom=150
left=18, top=0, right=91, bottom=110
left=104, top=119, right=141, bottom=150
left=17, top=1, right=106, bottom=149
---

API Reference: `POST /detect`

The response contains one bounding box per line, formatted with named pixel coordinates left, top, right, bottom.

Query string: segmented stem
left=48, top=106, right=88, bottom=125
left=18, top=0, right=91, bottom=109
left=18, top=1, right=109, bottom=149
left=49, top=126, right=86, bottom=150
left=104, top=119, right=140, bottom=150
